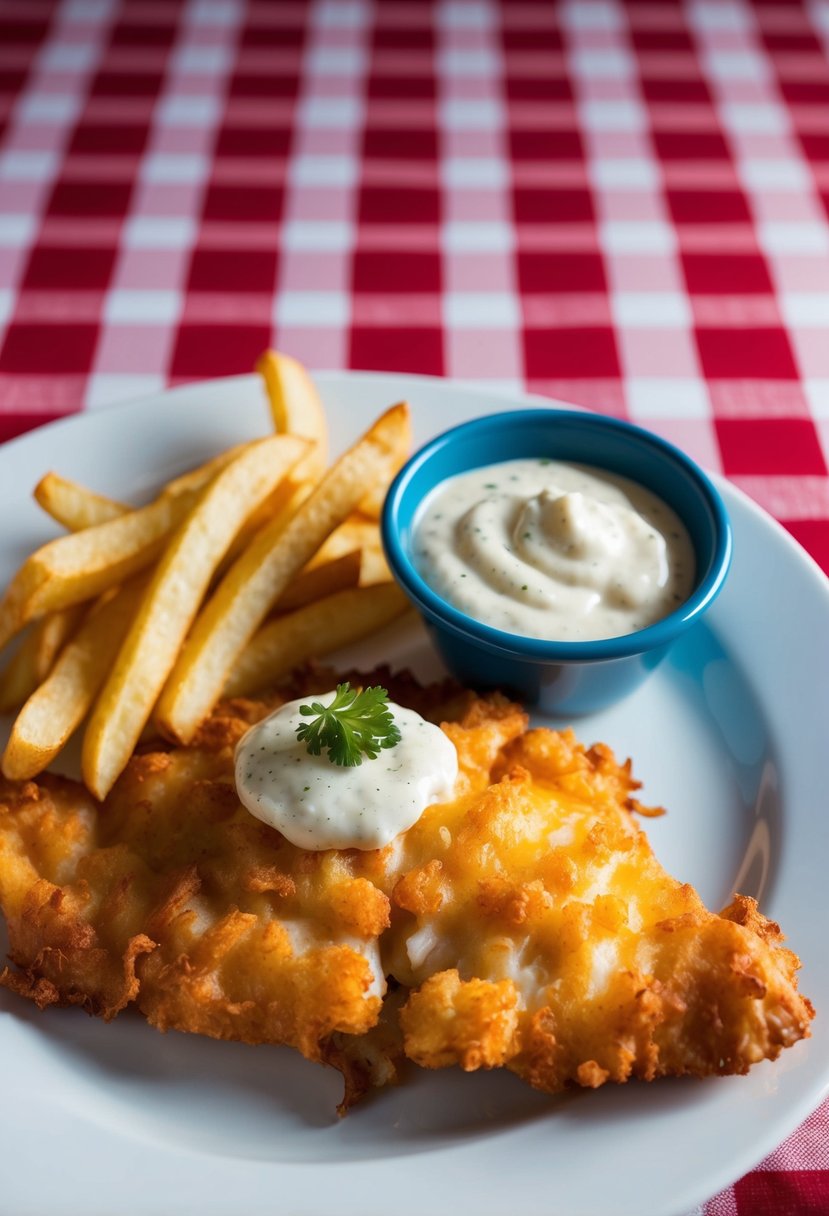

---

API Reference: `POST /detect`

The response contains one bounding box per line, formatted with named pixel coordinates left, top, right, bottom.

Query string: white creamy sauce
left=414, top=458, right=695, bottom=641
left=235, top=694, right=458, bottom=851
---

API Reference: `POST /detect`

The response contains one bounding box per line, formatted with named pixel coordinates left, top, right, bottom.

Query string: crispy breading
left=0, top=669, right=813, bottom=1109
left=385, top=723, right=812, bottom=1090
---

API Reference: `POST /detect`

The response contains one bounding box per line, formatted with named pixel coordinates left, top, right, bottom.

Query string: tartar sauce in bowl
left=381, top=408, right=732, bottom=715
left=414, top=459, right=695, bottom=642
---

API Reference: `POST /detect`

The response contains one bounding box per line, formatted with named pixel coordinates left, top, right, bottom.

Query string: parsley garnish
left=296, top=683, right=402, bottom=767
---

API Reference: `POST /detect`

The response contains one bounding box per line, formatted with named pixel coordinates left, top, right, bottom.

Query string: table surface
left=0, top=0, right=828, bottom=1211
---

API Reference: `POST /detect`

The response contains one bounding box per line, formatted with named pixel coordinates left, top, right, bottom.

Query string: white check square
left=613, top=293, right=692, bottom=328
left=627, top=378, right=711, bottom=419
left=274, top=292, right=350, bottom=326
left=444, top=293, right=520, bottom=328
left=104, top=290, right=182, bottom=325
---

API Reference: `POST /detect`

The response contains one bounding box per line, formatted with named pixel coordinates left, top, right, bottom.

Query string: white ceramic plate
left=0, top=372, right=827, bottom=1216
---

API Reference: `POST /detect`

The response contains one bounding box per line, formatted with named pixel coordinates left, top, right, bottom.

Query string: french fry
left=160, top=442, right=252, bottom=500
left=0, top=488, right=201, bottom=654
left=257, top=349, right=328, bottom=478
left=275, top=549, right=361, bottom=613
left=156, top=402, right=410, bottom=744
left=82, top=435, right=308, bottom=799
left=35, top=446, right=252, bottom=535
left=0, top=444, right=263, bottom=652
left=34, top=474, right=128, bottom=531
left=0, top=606, right=84, bottom=713
left=223, top=584, right=410, bottom=698
left=356, top=406, right=411, bottom=519
left=219, top=476, right=314, bottom=576
left=1, top=581, right=146, bottom=781
left=306, top=517, right=392, bottom=586
left=358, top=538, right=392, bottom=587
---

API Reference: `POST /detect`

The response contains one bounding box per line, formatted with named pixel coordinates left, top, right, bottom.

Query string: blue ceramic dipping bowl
left=382, top=409, right=732, bottom=716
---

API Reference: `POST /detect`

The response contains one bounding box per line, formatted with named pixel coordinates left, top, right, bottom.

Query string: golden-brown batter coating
left=0, top=669, right=813, bottom=1109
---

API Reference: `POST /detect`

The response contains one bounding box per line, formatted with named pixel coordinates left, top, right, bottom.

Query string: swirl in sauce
left=414, top=459, right=695, bottom=641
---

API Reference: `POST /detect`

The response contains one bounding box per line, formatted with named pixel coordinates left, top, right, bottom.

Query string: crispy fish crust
left=0, top=669, right=813, bottom=1108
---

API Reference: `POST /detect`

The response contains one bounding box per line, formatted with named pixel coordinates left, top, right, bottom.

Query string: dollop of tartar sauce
left=234, top=694, right=458, bottom=851
left=414, top=458, right=695, bottom=641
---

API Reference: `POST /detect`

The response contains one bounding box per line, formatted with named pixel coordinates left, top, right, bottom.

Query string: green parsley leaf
left=295, top=682, right=402, bottom=767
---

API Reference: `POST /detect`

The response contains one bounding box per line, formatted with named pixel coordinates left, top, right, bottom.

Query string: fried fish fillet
left=0, top=670, right=813, bottom=1108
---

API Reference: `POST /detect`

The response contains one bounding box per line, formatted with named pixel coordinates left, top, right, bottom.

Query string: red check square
left=666, top=189, right=752, bottom=224
left=798, top=133, right=829, bottom=162
left=359, top=186, right=439, bottom=224
left=762, top=32, right=823, bottom=53
left=0, top=16, right=50, bottom=42
left=202, top=184, right=283, bottom=223
left=0, top=323, right=100, bottom=374
left=629, top=30, right=694, bottom=52
left=109, top=22, right=176, bottom=47
left=215, top=126, right=291, bottom=158
left=47, top=180, right=134, bottom=218
left=363, top=127, right=437, bottom=161
left=90, top=71, right=165, bottom=98
left=170, top=324, right=272, bottom=380
left=509, top=129, right=584, bottom=161
left=652, top=130, right=731, bottom=161
left=524, top=328, right=620, bottom=379
left=239, top=24, right=305, bottom=49
left=23, top=245, right=117, bottom=291
left=187, top=249, right=278, bottom=294
left=517, top=251, right=606, bottom=294
left=785, top=522, right=829, bottom=573
left=514, top=187, right=594, bottom=223
left=353, top=250, right=441, bottom=294
left=681, top=253, right=774, bottom=295
left=502, top=29, right=564, bottom=51
left=372, top=28, right=433, bottom=50
left=696, top=328, right=799, bottom=380
left=350, top=326, right=443, bottom=376
left=69, top=124, right=150, bottom=157
left=716, top=420, right=827, bottom=476
left=229, top=74, right=301, bottom=100
left=640, top=78, right=712, bottom=104
left=368, top=75, right=435, bottom=101
left=779, top=79, right=829, bottom=104
left=505, top=76, right=572, bottom=102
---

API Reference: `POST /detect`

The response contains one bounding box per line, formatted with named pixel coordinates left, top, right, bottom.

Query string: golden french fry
left=156, top=402, right=410, bottom=743
left=160, top=442, right=252, bottom=499
left=356, top=406, right=411, bottom=518
left=256, top=349, right=328, bottom=478
left=224, top=583, right=410, bottom=698
left=275, top=549, right=361, bottom=613
left=82, top=435, right=308, bottom=799
left=0, top=606, right=85, bottom=714
left=358, top=539, right=391, bottom=587
left=219, top=476, right=314, bottom=577
left=305, top=517, right=390, bottom=586
left=1, top=581, right=146, bottom=781
left=0, top=489, right=201, bottom=654
left=310, top=517, right=377, bottom=565
left=34, top=445, right=252, bottom=534
left=302, top=528, right=389, bottom=584
left=34, top=474, right=128, bottom=531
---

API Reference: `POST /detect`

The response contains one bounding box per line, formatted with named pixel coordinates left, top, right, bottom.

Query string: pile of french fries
left=0, top=351, right=412, bottom=800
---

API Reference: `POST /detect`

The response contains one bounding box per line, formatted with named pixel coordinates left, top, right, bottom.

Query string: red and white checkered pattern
left=0, top=1, right=828, bottom=1209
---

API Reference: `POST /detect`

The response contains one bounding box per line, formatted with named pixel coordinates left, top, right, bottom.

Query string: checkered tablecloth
left=0, top=0, right=828, bottom=1211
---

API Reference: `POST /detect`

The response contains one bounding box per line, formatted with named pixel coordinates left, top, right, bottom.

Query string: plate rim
left=0, top=368, right=827, bottom=1216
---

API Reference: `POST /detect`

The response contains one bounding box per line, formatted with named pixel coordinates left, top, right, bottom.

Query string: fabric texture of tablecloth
left=0, top=1, right=827, bottom=1211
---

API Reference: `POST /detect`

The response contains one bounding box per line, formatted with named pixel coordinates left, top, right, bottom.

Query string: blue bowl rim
left=382, top=408, right=733, bottom=664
